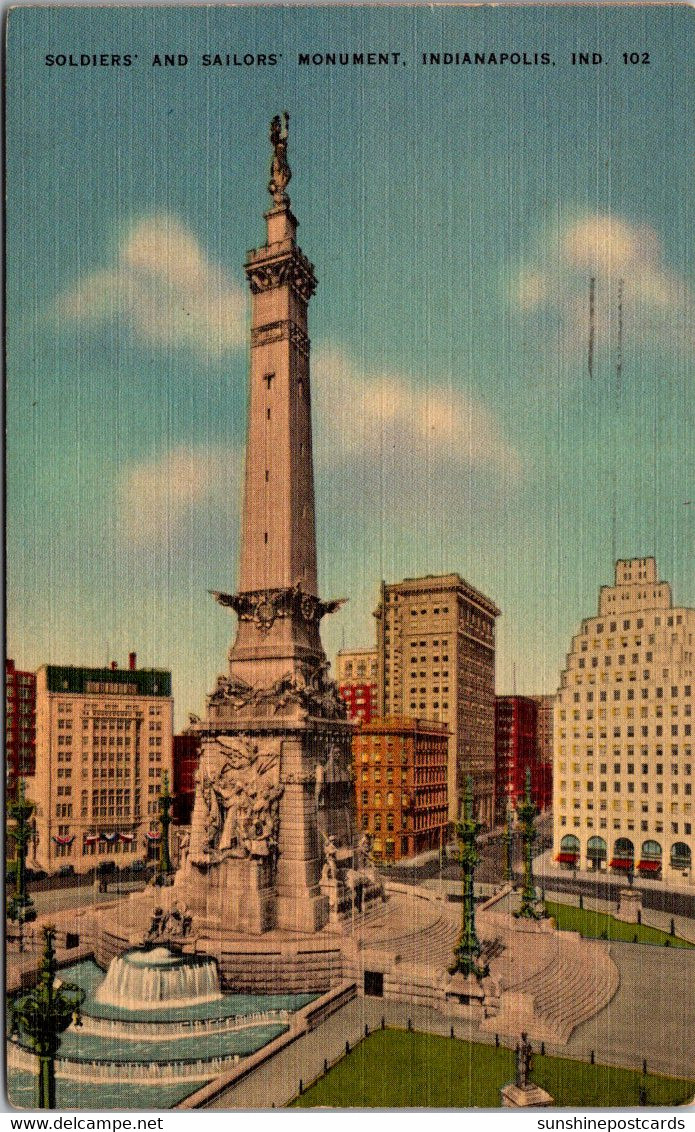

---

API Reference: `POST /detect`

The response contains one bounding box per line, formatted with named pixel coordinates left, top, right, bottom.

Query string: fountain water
left=94, top=947, right=221, bottom=1011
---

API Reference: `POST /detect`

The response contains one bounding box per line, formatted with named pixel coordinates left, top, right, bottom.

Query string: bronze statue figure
left=269, top=111, right=291, bottom=205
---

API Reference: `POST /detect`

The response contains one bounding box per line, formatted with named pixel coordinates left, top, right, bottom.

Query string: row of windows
left=559, top=816, right=692, bottom=835
left=568, top=687, right=692, bottom=705
left=409, top=606, right=450, bottom=616
left=561, top=781, right=692, bottom=795
left=587, top=614, right=686, bottom=634
left=559, top=761, right=693, bottom=775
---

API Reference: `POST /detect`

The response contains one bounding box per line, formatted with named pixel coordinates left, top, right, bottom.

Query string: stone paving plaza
left=201, top=941, right=695, bottom=1108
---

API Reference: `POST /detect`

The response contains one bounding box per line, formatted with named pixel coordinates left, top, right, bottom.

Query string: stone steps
left=517, top=939, right=619, bottom=1043
left=533, top=945, right=619, bottom=1042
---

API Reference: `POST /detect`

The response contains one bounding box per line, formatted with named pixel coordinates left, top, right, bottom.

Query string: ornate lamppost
left=503, top=801, right=514, bottom=884
left=156, top=771, right=174, bottom=881
left=7, top=780, right=37, bottom=940
left=450, top=776, right=488, bottom=980
left=8, top=926, right=84, bottom=1108
left=516, top=767, right=544, bottom=920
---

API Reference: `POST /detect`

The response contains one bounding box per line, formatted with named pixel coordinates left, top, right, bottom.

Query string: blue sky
left=7, top=5, right=694, bottom=729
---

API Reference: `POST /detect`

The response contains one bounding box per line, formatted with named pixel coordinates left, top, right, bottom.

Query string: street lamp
left=449, top=776, right=488, bottom=980
left=7, top=779, right=37, bottom=946
left=8, top=925, right=85, bottom=1108
left=503, top=800, right=514, bottom=884
left=516, top=768, right=545, bottom=920
left=156, top=771, right=174, bottom=882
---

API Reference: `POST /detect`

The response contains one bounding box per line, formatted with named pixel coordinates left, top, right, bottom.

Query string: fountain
left=94, top=948, right=222, bottom=1011
left=8, top=948, right=317, bottom=1108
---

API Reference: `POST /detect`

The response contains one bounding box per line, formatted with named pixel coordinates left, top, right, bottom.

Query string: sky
left=6, top=4, right=695, bottom=730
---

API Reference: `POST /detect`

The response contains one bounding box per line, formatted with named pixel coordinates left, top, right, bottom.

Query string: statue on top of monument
left=269, top=111, right=291, bottom=205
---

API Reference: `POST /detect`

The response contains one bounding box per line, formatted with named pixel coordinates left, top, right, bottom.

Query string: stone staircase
left=527, top=938, right=620, bottom=1042
left=490, top=931, right=620, bottom=1043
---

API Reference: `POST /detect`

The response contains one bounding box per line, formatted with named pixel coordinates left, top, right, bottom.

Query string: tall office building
left=5, top=659, right=36, bottom=800
left=28, top=657, right=173, bottom=874
left=532, top=694, right=555, bottom=765
left=554, top=558, right=694, bottom=884
left=374, top=574, right=499, bottom=826
left=336, top=647, right=378, bottom=723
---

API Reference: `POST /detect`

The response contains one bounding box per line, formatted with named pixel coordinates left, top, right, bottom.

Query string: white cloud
left=313, top=348, right=521, bottom=479
left=57, top=215, right=246, bottom=356
left=119, top=349, right=520, bottom=547
left=514, top=213, right=694, bottom=358
left=119, top=443, right=242, bottom=545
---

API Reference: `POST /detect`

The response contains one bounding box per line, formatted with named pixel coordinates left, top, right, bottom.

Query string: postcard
left=5, top=2, right=695, bottom=1114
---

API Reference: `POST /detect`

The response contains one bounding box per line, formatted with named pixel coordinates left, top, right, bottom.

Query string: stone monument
left=175, top=113, right=354, bottom=934
left=500, top=1032, right=554, bottom=1108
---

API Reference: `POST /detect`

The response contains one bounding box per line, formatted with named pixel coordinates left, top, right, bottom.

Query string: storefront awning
left=638, top=859, right=661, bottom=872
left=556, top=852, right=578, bottom=863
left=609, top=858, right=633, bottom=869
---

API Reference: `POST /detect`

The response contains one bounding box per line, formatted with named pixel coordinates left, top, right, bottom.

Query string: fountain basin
left=94, top=947, right=222, bottom=1011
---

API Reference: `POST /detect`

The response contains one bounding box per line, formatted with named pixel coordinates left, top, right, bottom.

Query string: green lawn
left=545, top=901, right=694, bottom=948
left=290, top=1030, right=695, bottom=1108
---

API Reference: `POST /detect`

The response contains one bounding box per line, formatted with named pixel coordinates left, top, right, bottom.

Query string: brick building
left=5, top=659, right=36, bottom=800
left=172, top=731, right=202, bottom=825
left=495, top=695, right=550, bottom=824
left=353, top=716, right=448, bottom=863
left=336, top=647, right=378, bottom=723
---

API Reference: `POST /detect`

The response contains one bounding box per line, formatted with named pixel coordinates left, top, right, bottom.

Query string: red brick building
left=172, top=732, right=202, bottom=825
left=5, top=659, right=36, bottom=800
left=353, top=717, right=448, bottom=863
left=495, top=695, right=551, bottom=823
left=336, top=647, right=378, bottom=723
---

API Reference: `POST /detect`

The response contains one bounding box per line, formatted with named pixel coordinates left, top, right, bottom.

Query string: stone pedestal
left=183, top=858, right=276, bottom=934
left=501, top=1083, right=554, bottom=1108
left=445, top=972, right=486, bottom=1021
left=275, top=735, right=329, bottom=934
left=617, top=887, right=642, bottom=923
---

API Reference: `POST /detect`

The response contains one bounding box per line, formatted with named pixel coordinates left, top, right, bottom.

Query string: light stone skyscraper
left=374, top=574, right=499, bottom=827
left=554, top=557, right=694, bottom=884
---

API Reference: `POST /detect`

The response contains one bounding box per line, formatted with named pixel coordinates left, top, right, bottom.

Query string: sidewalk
left=536, top=848, right=695, bottom=897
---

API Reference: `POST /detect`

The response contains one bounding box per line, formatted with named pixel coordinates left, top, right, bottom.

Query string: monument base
left=500, top=1083, right=554, bottom=1108
left=276, top=890, right=329, bottom=934
left=182, top=858, right=276, bottom=934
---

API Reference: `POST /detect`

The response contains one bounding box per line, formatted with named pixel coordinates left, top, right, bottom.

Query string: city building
left=172, top=731, right=202, bottom=825
left=5, top=658, right=36, bottom=800
left=532, top=694, right=555, bottom=765
left=374, top=574, right=499, bottom=827
left=336, top=647, right=378, bottom=723
left=28, top=655, right=173, bottom=874
left=554, top=557, right=694, bottom=883
left=531, top=692, right=554, bottom=813
left=353, top=716, right=448, bottom=862
left=495, top=695, right=548, bottom=824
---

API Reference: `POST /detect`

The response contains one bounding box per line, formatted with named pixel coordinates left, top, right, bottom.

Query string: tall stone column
left=187, top=114, right=353, bottom=936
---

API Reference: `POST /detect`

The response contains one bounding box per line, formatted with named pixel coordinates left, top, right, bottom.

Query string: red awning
left=638, top=859, right=661, bottom=872
left=609, top=858, right=633, bottom=869
left=555, top=852, right=578, bottom=863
